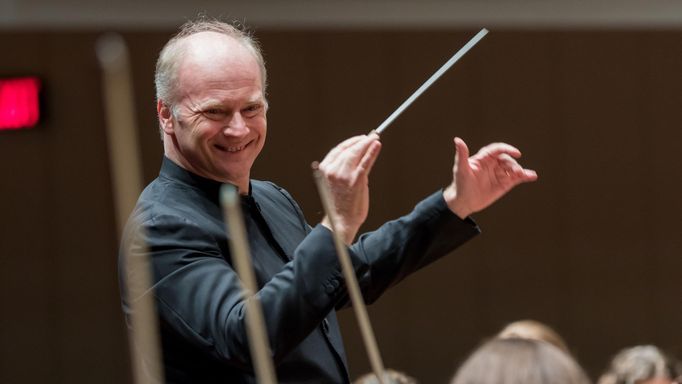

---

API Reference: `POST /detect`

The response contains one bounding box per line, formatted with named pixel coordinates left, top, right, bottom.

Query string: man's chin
left=213, top=166, right=250, bottom=184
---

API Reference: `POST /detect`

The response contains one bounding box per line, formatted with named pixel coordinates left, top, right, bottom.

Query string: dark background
left=1, top=29, right=680, bottom=383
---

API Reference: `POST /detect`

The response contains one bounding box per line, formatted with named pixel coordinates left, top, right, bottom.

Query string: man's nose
left=223, top=112, right=248, bottom=136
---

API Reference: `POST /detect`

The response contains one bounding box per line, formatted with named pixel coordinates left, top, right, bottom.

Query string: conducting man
left=120, top=18, right=537, bottom=384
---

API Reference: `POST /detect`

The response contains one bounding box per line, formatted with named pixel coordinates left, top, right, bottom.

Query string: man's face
left=162, top=32, right=267, bottom=189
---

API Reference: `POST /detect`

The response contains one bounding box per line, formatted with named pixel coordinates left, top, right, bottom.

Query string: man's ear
left=157, top=99, right=174, bottom=135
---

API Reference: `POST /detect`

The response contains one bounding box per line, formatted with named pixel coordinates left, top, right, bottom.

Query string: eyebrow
left=193, top=99, right=222, bottom=110
left=191, top=92, right=266, bottom=112
left=246, top=95, right=266, bottom=105
left=204, top=94, right=264, bottom=105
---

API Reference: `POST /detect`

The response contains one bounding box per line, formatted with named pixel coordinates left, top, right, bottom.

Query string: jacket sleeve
left=345, top=190, right=481, bottom=307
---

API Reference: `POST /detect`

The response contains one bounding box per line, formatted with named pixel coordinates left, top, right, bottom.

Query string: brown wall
left=1, top=29, right=680, bottom=383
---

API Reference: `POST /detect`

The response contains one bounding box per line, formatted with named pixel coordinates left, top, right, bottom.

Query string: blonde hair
left=498, top=319, right=570, bottom=354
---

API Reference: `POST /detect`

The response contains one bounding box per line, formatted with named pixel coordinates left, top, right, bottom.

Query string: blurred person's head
left=597, top=345, right=682, bottom=384
left=498, top=319, right=570, bottom=353
left=353, top=369, right=417, bottom=384
left=450, top=338, right=591, bottom=384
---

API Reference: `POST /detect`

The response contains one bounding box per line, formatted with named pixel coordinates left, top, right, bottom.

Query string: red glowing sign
left=0, top=77, right=42, bottom=130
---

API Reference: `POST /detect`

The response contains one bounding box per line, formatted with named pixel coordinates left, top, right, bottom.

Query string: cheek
left=255, top=118, right=267, bottom=139
left=190, top=123, right=221, bottom=146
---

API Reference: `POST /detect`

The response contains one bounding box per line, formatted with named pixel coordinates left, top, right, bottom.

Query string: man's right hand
left=317, top=134, right=382, bottom=244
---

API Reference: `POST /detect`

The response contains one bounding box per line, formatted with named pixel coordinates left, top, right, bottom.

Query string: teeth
left=226, top=145, right=245, bottom=152
left=215, top=141, right=250, bottom=152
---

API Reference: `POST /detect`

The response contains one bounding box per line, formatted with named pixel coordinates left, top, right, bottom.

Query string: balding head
left=174, top=32, right=263, bottom=99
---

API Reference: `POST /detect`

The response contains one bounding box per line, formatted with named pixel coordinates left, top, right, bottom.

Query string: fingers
left=319, top=134, right=382, bottom=181
left=317, top=134, right=379, bottom=244
left=473, top=142, right=522, bottom=168
left=504, top=168, right=538, bottom=184
left=480, top=142, right=522, bottom=158
left=367, top=131, right=380, bottom=141
left=357, top=140, right=382, bottom=175
left=497, top=153, right=523, bottom=174
left=495, top=153, right=538, bottom=184
left=320, top=135, right=366, bottom=167
left=520, top=168, right=538, bottom=181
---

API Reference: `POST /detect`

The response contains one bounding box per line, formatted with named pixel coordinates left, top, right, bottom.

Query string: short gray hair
left=155, top=17, right=267, bottom=108
left=598, top=345, right=682, bottom=384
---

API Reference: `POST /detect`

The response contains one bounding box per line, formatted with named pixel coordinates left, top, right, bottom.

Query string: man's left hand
left=443, top=137, right=538, bottom=219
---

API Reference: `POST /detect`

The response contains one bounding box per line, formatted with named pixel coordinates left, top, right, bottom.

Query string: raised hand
left=317, top=134, right=382, bottom=244
left=443, top=137, right=538, bottom=218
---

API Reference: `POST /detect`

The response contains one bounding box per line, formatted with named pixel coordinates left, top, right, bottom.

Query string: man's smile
left=213, top=140, right=252, bottom=153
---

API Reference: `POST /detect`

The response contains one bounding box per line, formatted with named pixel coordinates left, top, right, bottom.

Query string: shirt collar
left=159, top=156, right=249, bottom=199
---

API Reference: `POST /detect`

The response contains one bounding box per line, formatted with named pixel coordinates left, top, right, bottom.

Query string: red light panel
left=0, top=77, right=42, bottom=131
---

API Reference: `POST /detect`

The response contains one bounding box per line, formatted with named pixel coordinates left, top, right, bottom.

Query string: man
left=120, top=19, right=537, bottom=383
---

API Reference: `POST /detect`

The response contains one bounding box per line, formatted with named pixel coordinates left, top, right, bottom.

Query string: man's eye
left=203, top=109, right=226, bottom=119
left=242, top=104, right=262, bottom=117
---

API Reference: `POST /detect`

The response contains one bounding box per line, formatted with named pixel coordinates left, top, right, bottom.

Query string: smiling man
left=157, top=28, right=267, bottom=191
left=119, top=18, right=537, bottom=384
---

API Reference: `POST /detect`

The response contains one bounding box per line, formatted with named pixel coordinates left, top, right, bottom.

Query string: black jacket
left=119, top=157, right=479, bottom=383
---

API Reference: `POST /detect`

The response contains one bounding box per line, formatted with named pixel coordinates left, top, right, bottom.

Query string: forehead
left=175, top=32, right=263, bottom=96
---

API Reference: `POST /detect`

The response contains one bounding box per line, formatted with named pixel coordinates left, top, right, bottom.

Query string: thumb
left=454, top=137, right=470, bottom=170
